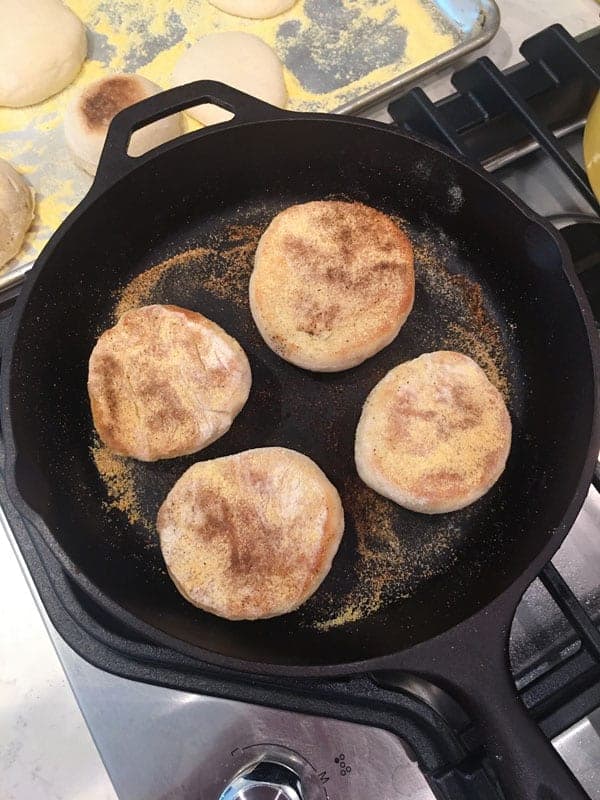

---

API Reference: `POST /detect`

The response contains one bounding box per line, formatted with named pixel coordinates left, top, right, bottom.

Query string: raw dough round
left=0, top=160, right=35, bottom=268
left=208, top=0, right=297, bottom=19
left=64, top=74, right=183, bottom=176
left=0, top=0, right=86, bottom=108
left=172, top=32, right=287, bottom=125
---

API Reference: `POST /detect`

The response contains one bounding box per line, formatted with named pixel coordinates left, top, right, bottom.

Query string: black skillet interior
left=6, top=115, right=596, bottom=667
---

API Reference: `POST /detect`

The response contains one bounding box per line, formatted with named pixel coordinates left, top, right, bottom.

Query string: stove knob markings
left=219, top=759, right=303, bottom=800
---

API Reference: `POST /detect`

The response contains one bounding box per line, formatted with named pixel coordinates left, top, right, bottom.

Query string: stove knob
left=219, top=760, right=303, bottom=800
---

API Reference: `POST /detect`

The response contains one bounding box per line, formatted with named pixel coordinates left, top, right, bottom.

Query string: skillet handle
left=94, top=80, right=287, bottom=189
left=391, top=610, right=590, bottom=800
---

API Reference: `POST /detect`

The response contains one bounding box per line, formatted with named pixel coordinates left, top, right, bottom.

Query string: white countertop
left=0, top=512, right=117, bottom=800
left=1, top=2, right=599, bottom=798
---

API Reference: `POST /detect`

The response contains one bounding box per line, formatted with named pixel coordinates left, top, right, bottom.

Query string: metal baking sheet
left=0, top=0, right=499, bottom=292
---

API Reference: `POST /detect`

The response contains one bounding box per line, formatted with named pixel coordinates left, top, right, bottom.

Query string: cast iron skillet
left=2, top=82, right=599, bottom=799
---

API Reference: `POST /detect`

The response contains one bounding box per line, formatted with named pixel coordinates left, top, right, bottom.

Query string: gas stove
left=2, top=17, right=600, bottom=800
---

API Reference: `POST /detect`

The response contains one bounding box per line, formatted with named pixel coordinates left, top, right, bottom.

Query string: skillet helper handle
left=396, top=615, right=589, bottom=800
left=95, top=80, right=286, bottom=188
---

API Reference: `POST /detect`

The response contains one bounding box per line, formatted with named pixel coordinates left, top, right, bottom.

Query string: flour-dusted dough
left=0, top=160, right=35, bottom=268
left=65, top=74, right=183, bottom=175
left=208, top=0, right=297, bottom=19
left=0, top=0, right=86, bottom=108
left=172, top=32, right=287, bottom=125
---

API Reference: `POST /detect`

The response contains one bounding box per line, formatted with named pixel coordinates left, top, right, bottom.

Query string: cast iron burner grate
left=390, top=25, right=600, bottom=193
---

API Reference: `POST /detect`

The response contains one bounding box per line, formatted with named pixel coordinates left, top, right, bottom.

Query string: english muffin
left=249, top=201, right=415, bottom=372
left=355, top=351, right=511, bottom=514
left=64, top=73, right=182, bottom=176
left=88, top=305, right=251, bottom=461
left=157, top=447, right=345, bottom=620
